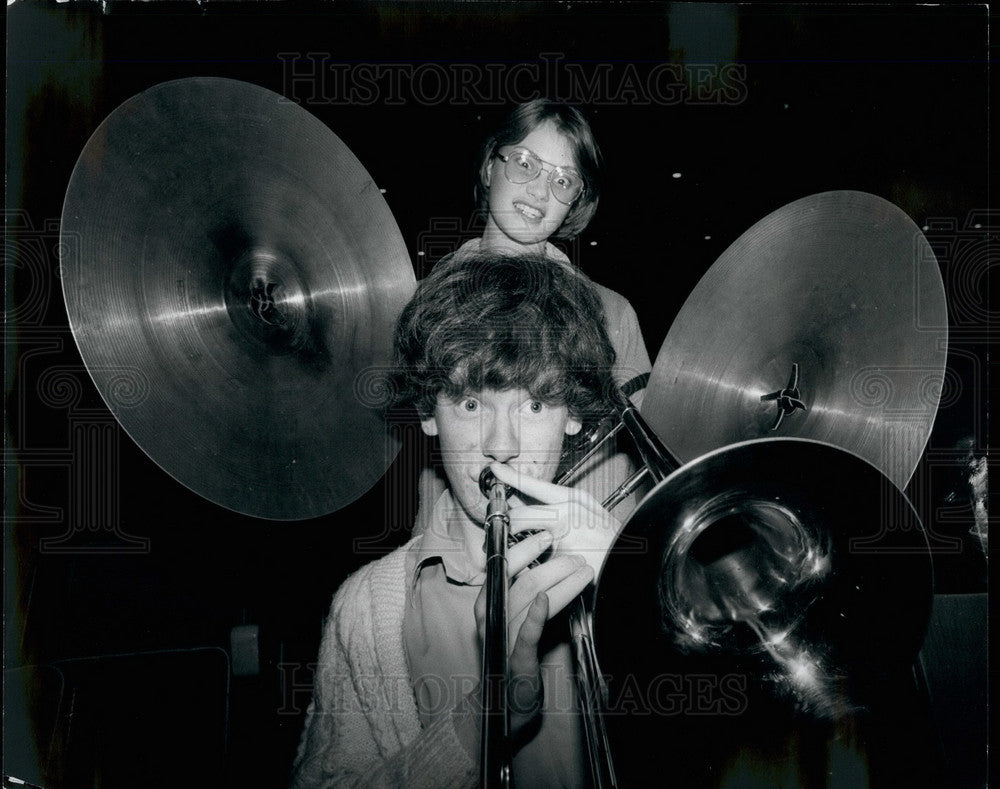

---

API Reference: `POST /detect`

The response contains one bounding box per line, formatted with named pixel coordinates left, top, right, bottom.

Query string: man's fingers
left=474, top=587, right=485, bottom=632
left=510, top=592, right=548, bottom=671
left=476, top=545, right=590, bottom=638
left=508, top=593, right=548, bottom=720
left=507, top=504, right=568, bottom=541
left=507, top=529, right=554, bottom=575
left=509, top=555, right=593, bottom=620
left=539, top=562, right=594, bottom=617
left=490, top=461, right=587, bottom=506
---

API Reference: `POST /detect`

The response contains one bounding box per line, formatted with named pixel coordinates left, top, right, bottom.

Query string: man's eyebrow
left=441, top=389, right=475, bottom=402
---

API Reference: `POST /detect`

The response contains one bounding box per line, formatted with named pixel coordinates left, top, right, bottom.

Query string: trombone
left=479, top=467, right=513, bottom=789
left=560, top=391, right=680, bottom=789
left=479, top=387, right=679, bottom=789
left=479, top=385, right=936, bottom=788
left=476, top=190, right=948, bottom=787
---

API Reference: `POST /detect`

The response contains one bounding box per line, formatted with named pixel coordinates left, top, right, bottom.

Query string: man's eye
left=527, top=401, right=544, bottom=414
left=461, top=398, right=479, bottom=412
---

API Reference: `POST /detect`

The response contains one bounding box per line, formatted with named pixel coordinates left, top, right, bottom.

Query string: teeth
left=514, top=202, right=543, bottom=220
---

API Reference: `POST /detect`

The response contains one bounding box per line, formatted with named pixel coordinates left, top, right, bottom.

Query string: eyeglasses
left=494, top=147, right=585, bottom=205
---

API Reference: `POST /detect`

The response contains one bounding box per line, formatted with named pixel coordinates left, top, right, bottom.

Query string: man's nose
left=482, top=413, right=520, bottom=464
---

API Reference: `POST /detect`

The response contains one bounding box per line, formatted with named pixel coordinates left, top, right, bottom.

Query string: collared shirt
left=403, top=491, right=586, bottom=788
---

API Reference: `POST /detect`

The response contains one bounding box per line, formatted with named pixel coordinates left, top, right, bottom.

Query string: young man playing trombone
left=291, top=252, right=624, bottom=787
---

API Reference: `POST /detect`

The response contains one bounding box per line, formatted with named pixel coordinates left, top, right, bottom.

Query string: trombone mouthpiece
left=479, top=467, right=497, bottom=497
left=478, top=467, right=511, bottom=498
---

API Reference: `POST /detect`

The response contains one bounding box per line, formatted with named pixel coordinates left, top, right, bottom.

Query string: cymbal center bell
left=224, top=247, right=312, bottom=354
left=760, top=362, right=807, bottom=431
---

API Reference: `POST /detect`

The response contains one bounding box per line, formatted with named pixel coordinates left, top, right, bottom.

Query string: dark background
left=5, top=3, right=990, bottom=787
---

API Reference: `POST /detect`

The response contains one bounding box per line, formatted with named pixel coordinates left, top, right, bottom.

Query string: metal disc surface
left=61, top=77, right=415, bottom=520
left=641, top=191, right=947, bottom=490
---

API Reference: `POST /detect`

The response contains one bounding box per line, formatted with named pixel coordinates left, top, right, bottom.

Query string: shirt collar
left=413, top=490, right=486, bottom=586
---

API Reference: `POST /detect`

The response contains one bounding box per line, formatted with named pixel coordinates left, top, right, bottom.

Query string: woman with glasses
left=413, top=100, right=652, bottom=535
left=457, top=99, right=650, bottom=392
left=475, top=101, right=599, bottom=254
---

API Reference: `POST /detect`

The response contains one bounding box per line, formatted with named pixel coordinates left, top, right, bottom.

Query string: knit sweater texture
left=291, top=538, right=478, bottom=788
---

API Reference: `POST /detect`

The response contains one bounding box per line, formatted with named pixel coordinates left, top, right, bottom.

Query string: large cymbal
left=641, top=191, right=947, bottom=490
left=60, top=78, right=415, bottom=520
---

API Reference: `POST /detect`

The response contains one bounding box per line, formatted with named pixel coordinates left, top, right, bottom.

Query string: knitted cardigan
left=290, top=538, right=478, bottom=788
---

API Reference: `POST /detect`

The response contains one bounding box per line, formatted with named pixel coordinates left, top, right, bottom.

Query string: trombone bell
left=592, top=438, right=934, bottom=785
left=596, top=437, right=932, bottom=716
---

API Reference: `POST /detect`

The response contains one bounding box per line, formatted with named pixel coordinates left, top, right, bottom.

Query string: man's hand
left=472, top=528, right=593, bottom=737
left=455, top=467, right=610, bottom=759
left=489, top=461, right=623, bottom=580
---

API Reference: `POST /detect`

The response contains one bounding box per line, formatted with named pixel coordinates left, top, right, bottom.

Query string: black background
left=5, top=3, right=990, bottom=786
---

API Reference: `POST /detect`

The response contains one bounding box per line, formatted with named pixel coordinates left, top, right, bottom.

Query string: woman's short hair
left=391, top=252, right=616, bottom=427
left=473, top=99, right=603, bottom=240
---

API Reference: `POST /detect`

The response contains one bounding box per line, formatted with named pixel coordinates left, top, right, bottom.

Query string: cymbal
left=640, top=191, right=947, bottom=491
left=60, top=78, right=415, bottom=520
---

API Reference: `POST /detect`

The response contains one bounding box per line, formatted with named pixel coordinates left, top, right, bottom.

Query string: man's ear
left=420, top=416, right=439, bottom=437
left=564, top=416, right=583, bottom=436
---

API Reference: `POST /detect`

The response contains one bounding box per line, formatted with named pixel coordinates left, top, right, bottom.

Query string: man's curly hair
left=391, top=252, right=617, bottom=430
